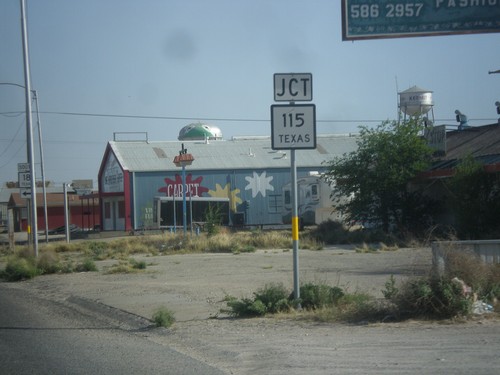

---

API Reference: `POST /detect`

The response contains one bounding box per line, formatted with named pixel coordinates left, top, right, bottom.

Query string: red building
left=8, top=192, right=100, bottom=233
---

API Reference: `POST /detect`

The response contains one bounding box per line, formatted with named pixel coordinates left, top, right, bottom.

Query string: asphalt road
left=0, top=285, right=225, bottom=375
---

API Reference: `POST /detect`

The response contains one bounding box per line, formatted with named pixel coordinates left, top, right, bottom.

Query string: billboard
left=342, top=0, right=500, bottom=41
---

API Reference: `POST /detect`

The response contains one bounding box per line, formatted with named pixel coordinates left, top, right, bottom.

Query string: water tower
left=398, top=86, right=434, bottom=126
left=178, top=122, right=223, bottom=141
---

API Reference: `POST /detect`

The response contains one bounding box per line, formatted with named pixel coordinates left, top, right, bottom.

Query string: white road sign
left=18, top=172, right=31, bottom=188
left=271, top=104, right=316, bottom=150
left=20, top=188, right=31, bottom=198
left=17, top=163, right=30, bottom=173
left=274, top=73, right=313, bottom=102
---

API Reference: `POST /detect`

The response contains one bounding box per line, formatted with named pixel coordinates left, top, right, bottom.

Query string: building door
left=103, top=197, right=125, bottom=231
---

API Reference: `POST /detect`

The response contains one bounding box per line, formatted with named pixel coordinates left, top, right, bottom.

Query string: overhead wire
left=0, top=109, right=497, bottom=124
left=0, top=113, right=24, bottom=157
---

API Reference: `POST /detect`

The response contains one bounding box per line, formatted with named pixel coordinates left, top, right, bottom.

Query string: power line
left=37, top=111, right=500, bottom=124
left=1, top=109, right=498, bottom=124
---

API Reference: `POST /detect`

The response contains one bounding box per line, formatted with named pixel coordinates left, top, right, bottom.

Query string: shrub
left=223, top=283, right=292, bottom=317
left=224, top=297, right=267, bottom=317
left=204, top=204, right=223, bottom=237
left=76, top=258, right=98, bottom=272
left=152, top=307, right=176, bottom=328
left=254, top=283, right=291, bottom=314
left=393, top=276, right=472, bottom=319
left=444, top=250, right=491, bottom=298
left=335, top=292, right=380, bottom=322
left=483, top=264, right=500, bottom=303
left=2, top=256, right=39, bottom=281
left=382, top=275, right=399, bottom=300
left=85, top=241, right=109, bottom=260
left=130, top=258, right=147, bottom=270
left=37, top=250, right=63, bottom=274
left=299, top=283, right=344, bottom=310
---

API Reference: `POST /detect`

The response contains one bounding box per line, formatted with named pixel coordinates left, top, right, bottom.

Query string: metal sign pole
left=291, top=148, right=300, bottom=302
left=182, top=164, right=187, bottom=237
left=33, top=90, right=49, bottom=243
left=63, top=183, right=70, bottom=243
left=272, top=72, right=315, bottom=306
left=20, top=0, right=38, bottom=256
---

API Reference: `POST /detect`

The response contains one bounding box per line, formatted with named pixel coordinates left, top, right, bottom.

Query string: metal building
left=97, top=134, right=359, bottom=232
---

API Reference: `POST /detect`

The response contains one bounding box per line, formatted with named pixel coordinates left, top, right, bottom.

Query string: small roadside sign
left=274, top=73, right=312, bottom=102
left=271, top=104, right=316, bottom=150
left=20, top=188, right=31, bottom=199
left=18, top=163, right=30, bottom=173
left=18, top=172, right=31, bottom=188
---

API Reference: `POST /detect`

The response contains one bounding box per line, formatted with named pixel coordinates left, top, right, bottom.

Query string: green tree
left=447, top=154, right=500, bottom=239
left=324, top=119, right=434, bottom=234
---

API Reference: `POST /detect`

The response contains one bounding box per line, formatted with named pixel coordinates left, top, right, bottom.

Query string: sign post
left=18, top=164, right=32, bottom=199
left=271, top=73, right=316, bottom=303
left=173, top=144, right=195, bottom=237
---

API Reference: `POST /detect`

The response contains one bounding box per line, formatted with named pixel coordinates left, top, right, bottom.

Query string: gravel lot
left=3, top=245, right=500, bottom=374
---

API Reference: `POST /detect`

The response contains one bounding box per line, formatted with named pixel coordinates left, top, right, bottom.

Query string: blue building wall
left=130, top=167, right=327, bottom=229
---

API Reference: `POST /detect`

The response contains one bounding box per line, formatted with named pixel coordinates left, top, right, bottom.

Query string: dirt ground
left=3, top=245, right=500, bottom=374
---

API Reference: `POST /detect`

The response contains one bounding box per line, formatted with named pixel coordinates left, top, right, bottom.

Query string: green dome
left=178, top=123, right=222, bottom=141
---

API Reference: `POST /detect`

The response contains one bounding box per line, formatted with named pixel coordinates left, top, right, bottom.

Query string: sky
left=1, top=0, right=499, bottom=188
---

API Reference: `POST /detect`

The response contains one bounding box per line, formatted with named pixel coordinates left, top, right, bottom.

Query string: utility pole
left=32, top=90, right=49, bottom=242
left=20, top=0, right=38, bottom=257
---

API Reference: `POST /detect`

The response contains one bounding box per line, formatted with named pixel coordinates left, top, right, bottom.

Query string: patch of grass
left=222, top=281, right=389, bottom=323
left=76, top=258, right=98, bottom=272
left=299, top=283, right=344, bottom=310
left=36, top=250, right=64, bottom=274
left=389, top=276, right=472, bottom=319
left=222, top=283, right=292, bottom=317
left=152, top=306, right=176, bottom=328
left=1, top=256, right=39, bottom=281
left=239, top=245, right=257, bottom=253
left=130, top=258, right=147, bottom=270
left=85, top=241, right=109, bottom=260
left=355, top=243, right=379, bottom=253
left=382, top=274, right=398, bottom=300
left=104, top=258, right=147, bottom=274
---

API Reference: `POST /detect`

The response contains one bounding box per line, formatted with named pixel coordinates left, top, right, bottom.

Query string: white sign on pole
left=17, top=163, right=30, bottom=173
left=271, top=104, right=316, bottom=150
left=20, top=188, right=31, bottom=198
left=18, top=172, right=31, bottom=188
left=274, top=73, right=313, bottom=102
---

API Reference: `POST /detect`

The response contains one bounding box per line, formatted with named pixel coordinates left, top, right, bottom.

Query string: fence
left=432, top=240, right=500, bottom=275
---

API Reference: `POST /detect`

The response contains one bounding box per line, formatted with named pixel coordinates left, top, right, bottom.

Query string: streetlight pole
left=0, top=84, right=49, bottom=245
left=20, top=0, right=38, bottom=256
left=32, top=90, right=49, bottom=242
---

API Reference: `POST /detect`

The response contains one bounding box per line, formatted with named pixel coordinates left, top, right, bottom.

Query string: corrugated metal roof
left=443, top=124, right=500, bottom=160
left=429, top=123, right=500, bottom=172
left=109, top=134, right=359, bottom=172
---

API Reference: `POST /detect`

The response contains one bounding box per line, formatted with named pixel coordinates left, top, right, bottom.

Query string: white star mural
left=245, top=171, right=274, bottom=198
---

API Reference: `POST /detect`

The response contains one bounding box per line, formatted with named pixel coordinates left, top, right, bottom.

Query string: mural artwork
left=158, top=174, right=208, bottom=197
left=208, top=183, right=242, bottom=212
left=245, top=171, right=274, bottom=198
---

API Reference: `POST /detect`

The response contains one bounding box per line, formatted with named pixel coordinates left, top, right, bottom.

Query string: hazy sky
left=1, top=0, right=499, bottom=187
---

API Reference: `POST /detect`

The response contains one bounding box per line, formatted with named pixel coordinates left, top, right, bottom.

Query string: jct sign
left=271, top=104, right=316, bottom=150
left=274, top=73, right=313, bottom=102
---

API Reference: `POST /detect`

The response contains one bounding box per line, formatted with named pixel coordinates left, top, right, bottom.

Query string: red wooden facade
left=8, top=192, right=100, bottom=232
